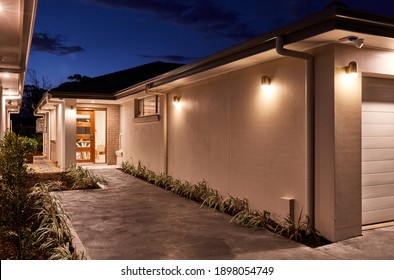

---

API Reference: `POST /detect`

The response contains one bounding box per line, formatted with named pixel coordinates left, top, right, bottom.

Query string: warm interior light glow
left=3, top=73, right=10, bottom=78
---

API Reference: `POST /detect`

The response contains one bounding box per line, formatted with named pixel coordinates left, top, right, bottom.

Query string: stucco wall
left=315, top=44, right=394, bottom=241
left=120, top=99, right=165, bottom=173
left=167, top=57, right=308, bottom=219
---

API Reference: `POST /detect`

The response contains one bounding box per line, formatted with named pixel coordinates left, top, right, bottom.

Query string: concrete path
left=58, top=168, right=394, bottom=260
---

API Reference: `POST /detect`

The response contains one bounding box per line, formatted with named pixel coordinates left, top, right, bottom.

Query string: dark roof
left=49, top=61, right=183, bottom=99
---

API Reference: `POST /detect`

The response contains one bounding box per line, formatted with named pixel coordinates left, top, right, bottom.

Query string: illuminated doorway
left=76, top=109, right=106, bottom=163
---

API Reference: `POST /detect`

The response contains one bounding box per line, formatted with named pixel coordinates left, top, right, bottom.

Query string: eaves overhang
left=48, top=90, right=116, bottom=101
left=114, top=5, right=394, bottom=99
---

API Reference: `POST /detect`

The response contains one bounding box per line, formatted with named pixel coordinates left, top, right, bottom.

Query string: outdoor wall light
left=261, top=75, right=273, bottom=95
left=173, top=96, right=181, bottom=105
left=346, top=61, right=358, bottom=77
left=261, top=75, right=271, bottom=89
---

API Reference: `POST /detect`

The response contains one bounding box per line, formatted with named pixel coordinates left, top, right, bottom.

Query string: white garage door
left=362, top=77, right=394, bottom=225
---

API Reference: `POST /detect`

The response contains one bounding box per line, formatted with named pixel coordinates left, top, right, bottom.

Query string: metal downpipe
left=275, top=36, right=315, bottom=228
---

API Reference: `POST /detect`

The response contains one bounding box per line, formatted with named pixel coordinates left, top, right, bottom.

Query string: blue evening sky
left=28, top=0, right=394, bottom=87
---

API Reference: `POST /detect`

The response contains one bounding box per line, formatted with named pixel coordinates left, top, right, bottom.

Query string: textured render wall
left=55, top=103, right=63, bottom=167
left=334, top=44, right=394, bottom=241
left=168, top=75, right=230, bottom=195
left=315, top=44, right=394, bottom=241
left=314, top=45, right=336, bottom=240
left=120, top=99, right=165, bottom=173
left=49, top=109, right=58, bottom=164
left=78, top=103, right=120, bottom=165
left=167, top=58, right=308, bottom=219
left=63, top=99, right=77, bottom=171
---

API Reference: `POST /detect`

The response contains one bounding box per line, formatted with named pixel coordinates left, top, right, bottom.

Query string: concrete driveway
left=58, top=168, right=394, bottom=260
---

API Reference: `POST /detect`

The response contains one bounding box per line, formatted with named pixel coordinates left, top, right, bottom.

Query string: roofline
left=49, top=91, right=116, bottom=100
left=113, top=5, right=394, bottom=99
left=46, top=5, right=394, bottom=101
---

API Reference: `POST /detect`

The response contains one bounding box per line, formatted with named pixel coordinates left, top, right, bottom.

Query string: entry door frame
left=76, top=110, right=95, bottom=163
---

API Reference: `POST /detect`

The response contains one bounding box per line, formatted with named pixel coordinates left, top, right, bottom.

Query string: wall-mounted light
left=70, top=105, right=74, bottom=110
left=346, top=61, right=358, bottom=77
left=173, top=96, right=181, bottom=104
left=261, top=75, right=271, bottom=89
left=260, top=75, right=274, bottom=95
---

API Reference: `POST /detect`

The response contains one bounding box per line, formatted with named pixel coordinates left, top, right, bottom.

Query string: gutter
left=275, top=36, right=315, bottom=227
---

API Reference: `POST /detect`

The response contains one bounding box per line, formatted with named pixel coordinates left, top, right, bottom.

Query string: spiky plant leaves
left=66, top=164, right=107, bottom=189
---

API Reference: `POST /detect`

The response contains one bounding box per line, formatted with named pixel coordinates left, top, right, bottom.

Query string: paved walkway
left=28, top=157, right=394, bottom=260
left=55, top=168, right=393, bottom=260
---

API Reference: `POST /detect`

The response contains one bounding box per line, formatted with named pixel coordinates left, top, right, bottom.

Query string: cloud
left=86, top=0, right=257, bottom=41
left=32, top=32, right=85, bottom=56
left=140, top=54, right=198, bottom=63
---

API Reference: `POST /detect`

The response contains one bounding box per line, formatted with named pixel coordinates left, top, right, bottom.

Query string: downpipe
left=276, top=36, right=315, bottom=228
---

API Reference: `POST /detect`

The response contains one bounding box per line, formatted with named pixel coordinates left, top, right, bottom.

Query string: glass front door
left=76, top=110, right=95, bottom=162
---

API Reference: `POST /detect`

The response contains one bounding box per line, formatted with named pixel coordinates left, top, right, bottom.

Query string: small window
left=135, top=95, right=160, bottom=117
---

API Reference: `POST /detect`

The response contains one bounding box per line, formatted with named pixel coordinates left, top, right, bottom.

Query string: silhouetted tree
left=67, top=74, right=91, bottom=82
left=19, top=70, right=52, bottom=118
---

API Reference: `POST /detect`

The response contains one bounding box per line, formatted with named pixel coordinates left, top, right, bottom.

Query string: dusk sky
left=28, top=0, right=394, bottom=87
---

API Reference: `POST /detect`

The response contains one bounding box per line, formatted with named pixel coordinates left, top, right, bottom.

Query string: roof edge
left=114, top=4, right=394, bottom=98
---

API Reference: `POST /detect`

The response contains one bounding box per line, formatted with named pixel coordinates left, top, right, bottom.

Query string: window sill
left=133, top=114, right=160, bottom=123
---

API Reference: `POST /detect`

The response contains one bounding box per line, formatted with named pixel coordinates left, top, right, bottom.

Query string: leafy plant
left=119, top=159, right=329, bottom=247
left=223, top=195, right=249, bottom=216
left=20, top=136, right=38, bottom=155
left=231, top=209, right=267, bottom=228
left=29, top=182, right=85, bottom=260
left=66, top=163, right=107, bottom=189
left=0, top=131, right=34, bottom=258
left=202, top=189, right=224, bottom=211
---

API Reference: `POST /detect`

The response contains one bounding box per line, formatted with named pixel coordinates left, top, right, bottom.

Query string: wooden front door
left=76, top=110, right=95, bottom=162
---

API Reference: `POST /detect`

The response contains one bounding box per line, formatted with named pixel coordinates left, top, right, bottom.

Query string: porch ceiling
left=0, top=0, right=37, bottom=96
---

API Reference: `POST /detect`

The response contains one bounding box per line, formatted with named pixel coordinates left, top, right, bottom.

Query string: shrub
left=119, top=159, right=329, bottom=247
left=30, top=182, right=84, bottom=259
left=66, top=164, right=107, bottom=189
left=0, top=131, right=34, bottom=258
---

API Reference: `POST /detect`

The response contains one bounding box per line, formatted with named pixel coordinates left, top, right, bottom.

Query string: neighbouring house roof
left=48, top=61, right=183, bottom=100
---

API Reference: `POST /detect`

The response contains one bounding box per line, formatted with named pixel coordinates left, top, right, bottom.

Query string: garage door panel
left=362, top=77, right=394, bottom=225
left=362, top=184, right=394, bottom=199
left=362, top=172, right=394, bottom=186
left=363, top=196, right=394, bottom=212
left=362, top=124, right=394, bottom=136
left=362, top=148, right=394, bottom=161
left=362, top=137, right=394, bottom=149
left=362, top=111, right=394, bottom=124
left=362, top=208, right=394, bottom=225
left=362, top=160, right=394, bottom=174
